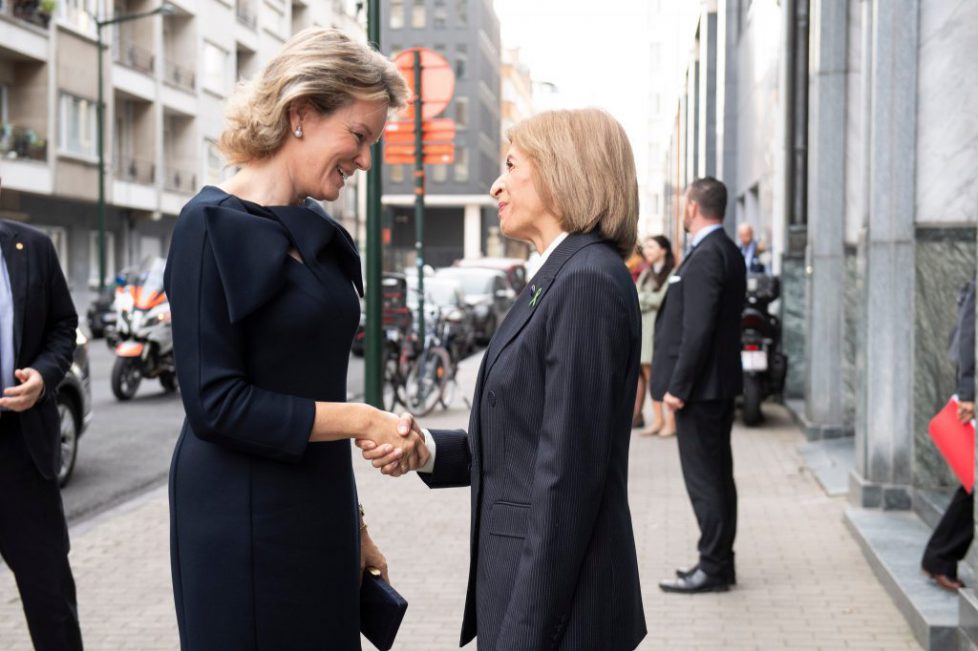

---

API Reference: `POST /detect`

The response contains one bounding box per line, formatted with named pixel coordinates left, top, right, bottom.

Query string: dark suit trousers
left=0, top=416, right=83, bottom=651
left=922, top=486, right=974, bottom=580
left=676, top=400, right=738, bottom=578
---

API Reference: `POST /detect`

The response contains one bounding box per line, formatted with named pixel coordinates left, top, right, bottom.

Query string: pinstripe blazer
left=422, top=232, right=647, bottom=651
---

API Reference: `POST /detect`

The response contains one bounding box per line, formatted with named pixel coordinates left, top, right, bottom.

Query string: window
left=0, top=85, right=8, bottom=124
left=390, top=164, right=405, bottom=183
left=59, top=93, right=97, bottom=158
left=59, top=0, right=98, bottom=35
left=433, top=2, right=447, bottom=28
left=431, top=162, right=447, bottom=183
left=453, top=146, right=468, bottom=183
left=202, top=42, right=229, bottom=96
left=88, top=231, right=117, bottom=288
left=36, top=226, right=68, bottom=276
left=411, top=0, right=425, bottom=28
left=390, top=0, right=405, bottom=28
left=456, top=0, right=467, bottom=26
left=455, top=43, right=467, bottom=79
left=454, top=97, right=468, bottom=128
left=205, top=140, right=225, bottom=186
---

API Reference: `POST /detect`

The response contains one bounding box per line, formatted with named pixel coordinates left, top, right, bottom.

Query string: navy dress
left=164, top=186, right=364, bottom=650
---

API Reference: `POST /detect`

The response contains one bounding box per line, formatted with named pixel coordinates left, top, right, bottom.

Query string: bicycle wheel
left=403, top=346, right=451, bottom=417
left=382, top=358, right=403, bottom=412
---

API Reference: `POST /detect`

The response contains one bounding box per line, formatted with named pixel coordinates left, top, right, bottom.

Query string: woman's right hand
left=357, top=410, right=429, bottom=475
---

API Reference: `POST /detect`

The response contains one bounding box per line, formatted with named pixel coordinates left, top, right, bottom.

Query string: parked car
left=86, top=285, right=117, bottom=339
left=351, top=273, right=414, bottom=357
left=56, top=329, right=93, bottom=486
left=435, top=267, right=515, bottom=344
left=406, top=275, right=477, bottom=357
left=455, top=257, right=529, bottom=294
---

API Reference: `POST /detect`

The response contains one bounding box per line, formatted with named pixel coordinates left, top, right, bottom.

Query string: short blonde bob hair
left=219, top=27, right=409, bottom=165
left=507, top=109, right=638, bottom=257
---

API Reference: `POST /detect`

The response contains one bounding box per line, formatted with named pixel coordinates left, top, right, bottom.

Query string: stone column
left=697, top=8, right=718, bottom=179
left=803, top=0, right=848, bottom=439
left=849, top=0, right=918, bottom=510
left=463, top=203, right=481, bottom=259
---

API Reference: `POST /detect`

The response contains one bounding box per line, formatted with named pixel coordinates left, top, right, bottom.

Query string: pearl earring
left=294, top=125, right=303, bottom=138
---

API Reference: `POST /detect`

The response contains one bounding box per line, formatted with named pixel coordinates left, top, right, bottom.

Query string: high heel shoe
left=658, top=426, right=676, bottom=437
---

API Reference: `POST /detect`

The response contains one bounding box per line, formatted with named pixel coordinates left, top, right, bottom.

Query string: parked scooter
left=108, top=257, right=176, bottom=400
left=740, top=272, right=788, bottom=425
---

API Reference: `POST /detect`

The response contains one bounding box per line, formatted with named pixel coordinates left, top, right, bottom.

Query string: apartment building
left=0, top=0, right=362, bottom=305
left=380, top=0, right=502, bottom=269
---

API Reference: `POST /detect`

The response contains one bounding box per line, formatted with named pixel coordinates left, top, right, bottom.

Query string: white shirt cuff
left=417, top=428, right=436, bottom=473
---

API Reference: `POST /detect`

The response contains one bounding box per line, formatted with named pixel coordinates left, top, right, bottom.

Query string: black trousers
left=922, top=486, right=974, bottom=580
left=0, top=415, right=83, bottom=650
left=675, top=399, right=738, bottom=578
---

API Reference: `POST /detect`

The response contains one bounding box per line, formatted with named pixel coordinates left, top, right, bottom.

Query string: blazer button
left=488, top=390, right=496, bottom=407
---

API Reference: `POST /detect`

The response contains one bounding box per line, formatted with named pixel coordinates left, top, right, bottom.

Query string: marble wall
left=843, top=246, right=859, bottom=423
left=781, top=256, right=806, bottom=399
left=912, top=227, right=976, bottom=489
left=915, top=0, right=978, bottom=226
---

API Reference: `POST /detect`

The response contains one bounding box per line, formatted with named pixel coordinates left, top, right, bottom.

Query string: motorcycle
left=740, top=272, right=788, bottom=425
left=107, top=258, right=177, bottom=400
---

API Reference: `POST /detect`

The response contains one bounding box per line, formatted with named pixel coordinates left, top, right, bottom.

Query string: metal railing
left=115, top=156, right=155, bottom=184
left=0, top=123, right=47, bottom=161
left=235, top=1, right=256, bottom=29
left=114, top=39, right=155, bottom=75
left=163, top=164, right=197, bottom=194
left=5, top=0, right=53, bottom=29
left=164, top=59, right=196, bottom=92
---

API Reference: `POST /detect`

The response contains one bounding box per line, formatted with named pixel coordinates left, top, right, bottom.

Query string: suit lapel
left=0, top=224, right=27, bottom=361
left=482, top=232, right=602, bottom=381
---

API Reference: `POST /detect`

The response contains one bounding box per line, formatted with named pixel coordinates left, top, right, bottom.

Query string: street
left=61, top=338, right=366, bottom=524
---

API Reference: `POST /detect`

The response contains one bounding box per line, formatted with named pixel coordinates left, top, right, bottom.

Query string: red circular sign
left=392, top=47, right=456, bottom=120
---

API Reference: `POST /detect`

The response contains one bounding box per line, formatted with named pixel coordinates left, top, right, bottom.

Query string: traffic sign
left=392, top=47, right=455, bottom=120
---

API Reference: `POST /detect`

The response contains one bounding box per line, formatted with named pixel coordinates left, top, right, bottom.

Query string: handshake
left=355, top=410, right=430, bottom=477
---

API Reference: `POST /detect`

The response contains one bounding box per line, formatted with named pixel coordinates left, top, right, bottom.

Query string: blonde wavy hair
left=219, top=27, right=409, bottom=165
left=507, top=109, right=638, bottom=258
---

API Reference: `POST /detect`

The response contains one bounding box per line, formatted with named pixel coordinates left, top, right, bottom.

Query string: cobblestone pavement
left=0, top=354, right=920, bottom=650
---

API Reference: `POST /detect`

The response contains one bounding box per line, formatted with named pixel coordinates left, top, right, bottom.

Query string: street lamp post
left=93, top=3, right=174, bottom=291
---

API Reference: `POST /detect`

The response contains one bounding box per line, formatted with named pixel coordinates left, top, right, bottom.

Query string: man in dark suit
left=0, top=186, right=82, bottom=649
left=651, top=176, right=746, bottom=594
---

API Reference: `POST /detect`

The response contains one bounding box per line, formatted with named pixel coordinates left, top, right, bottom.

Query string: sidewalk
left=0, top=354, right=920, bottom=650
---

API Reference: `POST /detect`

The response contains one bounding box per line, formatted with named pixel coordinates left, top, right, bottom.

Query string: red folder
left=928, top=397, right=976, bottom=493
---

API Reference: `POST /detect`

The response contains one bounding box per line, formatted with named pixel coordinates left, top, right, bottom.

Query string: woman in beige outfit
left=633, top=235, right=676, bottom=436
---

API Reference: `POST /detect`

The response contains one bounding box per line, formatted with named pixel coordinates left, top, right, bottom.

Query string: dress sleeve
left=164, top=202, right=315, bottom=462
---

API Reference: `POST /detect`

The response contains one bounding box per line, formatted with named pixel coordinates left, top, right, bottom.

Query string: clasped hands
left=356, top=411, right=428, bottom=476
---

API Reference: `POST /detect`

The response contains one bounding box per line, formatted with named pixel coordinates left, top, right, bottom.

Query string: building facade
left=380, top=0, right=501, bottom=270
left=0, top=0, right=363, bottom=308
left=657, top=1, right=978, bottom=645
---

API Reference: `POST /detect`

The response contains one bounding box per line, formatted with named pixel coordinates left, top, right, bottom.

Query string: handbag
left=360, top=571, right=408, bottom=651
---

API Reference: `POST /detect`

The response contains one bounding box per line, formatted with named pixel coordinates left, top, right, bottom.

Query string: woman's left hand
left=360, top=528, right=389, bottom=583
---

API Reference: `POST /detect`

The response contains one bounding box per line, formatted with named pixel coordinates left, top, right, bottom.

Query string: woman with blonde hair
left=361, top=108, right=648, bottom=650
left=164, top=27, right=426, bottom=649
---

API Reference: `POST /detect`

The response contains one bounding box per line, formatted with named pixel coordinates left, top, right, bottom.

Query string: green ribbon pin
left=529, top=285, right=543, bottom=308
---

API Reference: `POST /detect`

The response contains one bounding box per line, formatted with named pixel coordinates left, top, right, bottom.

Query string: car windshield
left=405, top=278, right=461, bottom=307
left=436, top=269, right=495, bottom=295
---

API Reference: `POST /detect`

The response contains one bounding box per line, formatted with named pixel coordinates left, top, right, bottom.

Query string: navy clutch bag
left=360, top=572, right=408, bottom=651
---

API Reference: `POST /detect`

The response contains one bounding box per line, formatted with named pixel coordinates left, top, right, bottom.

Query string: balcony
left=235, top=0, right=256, bottom=30
left=114, top=39, right=155, bottom=75
left=164, top=59, right=195, bottom=92
left=115, top=156, right=155, bottom=185
left=4, top=0, right=53, bottom=29
left=0, top=123, right=47, bottom=161
left=163, top=163, right=196, bottom=194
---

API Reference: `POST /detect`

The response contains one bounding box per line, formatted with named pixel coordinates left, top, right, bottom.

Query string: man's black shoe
left=659, top=568, right=731, bottom=594
left=675, top=564, right=736, bottom=585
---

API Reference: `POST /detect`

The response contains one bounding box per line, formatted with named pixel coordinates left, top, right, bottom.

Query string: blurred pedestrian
left=163, top=28, right=428, bottom=649
left=0, top=179, right=83, bottom=650
left=737, top=223, right=765, bottom=273
left=627, top=241, right=649, bottom=282
left=633, top=235, right=676, bottom=436
left=921, top=276, right=975, bottom=591
left=653, top=177, right=746, bottom=594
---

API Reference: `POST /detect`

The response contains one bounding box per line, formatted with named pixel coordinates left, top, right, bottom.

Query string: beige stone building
left=0, top=0, right=363, bottom=306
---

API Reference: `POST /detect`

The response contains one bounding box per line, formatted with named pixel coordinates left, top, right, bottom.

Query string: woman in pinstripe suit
left=362, top=109, right=648, bottom=650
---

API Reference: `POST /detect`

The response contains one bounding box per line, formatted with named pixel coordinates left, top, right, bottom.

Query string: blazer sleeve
left=30, top=234, right=78, bottom=394
left=496, top=267, right=633, bottom=650
left=165, top=206, right=315, bottom=463
left=418, top=429, right=471, bottom=488
left=958, top=280, right=976, bottom=402
left=635, top=269, right=657, bottom=312
left=668, top=247, right=725, bottom=402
